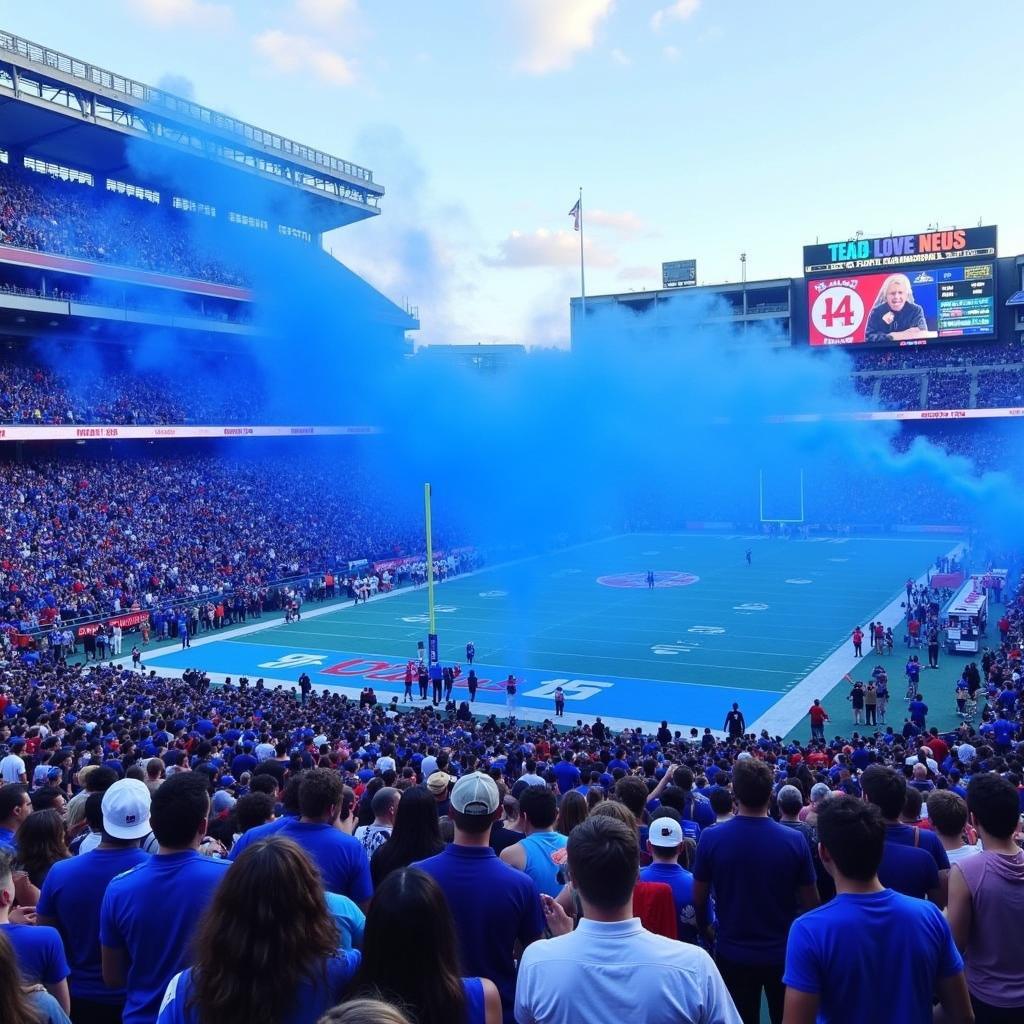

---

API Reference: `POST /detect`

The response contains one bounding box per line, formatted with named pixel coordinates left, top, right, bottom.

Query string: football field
left=139, top=533, right=957, bottom=737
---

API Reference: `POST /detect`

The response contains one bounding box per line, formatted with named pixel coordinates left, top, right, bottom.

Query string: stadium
left=0, top=18, right=1020, bottom=1024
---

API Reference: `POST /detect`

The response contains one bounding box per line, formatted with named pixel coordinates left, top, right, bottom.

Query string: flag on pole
left=568, top=198, right=581, bottom=232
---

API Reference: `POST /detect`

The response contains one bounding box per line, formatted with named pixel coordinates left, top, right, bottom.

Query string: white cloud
left=133, top=0, right=233, bottom=29
left=610, top=48, right=631, bottom=66
left=295, top=0, right=357, bottom=28
left=252, top=30, right=356, bottom=86
left=651, top=0, right=700, bottom=31
left=484, top=229, right=617, bottom=269
left=513, top=0, right=616, bottom=75
left=663, top=44, right=681, bottom=61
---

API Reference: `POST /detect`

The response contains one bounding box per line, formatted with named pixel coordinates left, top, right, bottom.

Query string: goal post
left=758, top=469, right=805, bottom=524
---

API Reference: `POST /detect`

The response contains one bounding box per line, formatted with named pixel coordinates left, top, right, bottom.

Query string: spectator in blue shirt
left=0, top=785, right=31, bottom=855
left=0, top=849, right=70, bottom=1015
left=277, top=769, right=372, bottom=907
left=552, top=752, right=581, bottom=794
left=862, top=764, right=948, bottom=906
left=37, top=782, right=151, bottom=1024
left=499, top=785, right=568, bottom=898
left=158, top=836, right=359, bottom=1024
left=100, top=772, right=229, bottom=1024
left=908, top=695, right=929, bottom=729
left=640, top=813, right=711, bottom=944
left=414, top=772, right=544, bottom=1024
left=0, top=928, right=70, bottom=1024
left=782, top=795, right=972, bottom=1024
left=992, top=711, right=1016, bottom=752
left=693, top=757, right=818, bottom=1024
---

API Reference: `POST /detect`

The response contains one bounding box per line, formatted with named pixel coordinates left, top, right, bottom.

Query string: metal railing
left=0, top=30, right=375, bottom=186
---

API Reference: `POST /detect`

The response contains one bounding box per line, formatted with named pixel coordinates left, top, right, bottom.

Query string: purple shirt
left=955, top=850, right=1024, bottom=1007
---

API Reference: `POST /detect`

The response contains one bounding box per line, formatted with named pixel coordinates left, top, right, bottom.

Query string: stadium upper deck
left=0, top=29, right=382, bottom=230
left=0, top=28, right=417, bottom=392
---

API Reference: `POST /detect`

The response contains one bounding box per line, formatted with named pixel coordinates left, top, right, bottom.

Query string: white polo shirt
left=515, top=917, right=741, bottom=1024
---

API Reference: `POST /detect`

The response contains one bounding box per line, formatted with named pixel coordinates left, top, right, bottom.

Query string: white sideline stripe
left=748, top=543, right=965, bottom=737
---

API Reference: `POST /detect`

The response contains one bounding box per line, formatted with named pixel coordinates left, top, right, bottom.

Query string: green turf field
left=144, top=532, right=977, bottom=736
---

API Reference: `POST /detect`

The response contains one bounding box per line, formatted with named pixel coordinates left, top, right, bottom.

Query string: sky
left=6, top=0, right=1024, bottom=347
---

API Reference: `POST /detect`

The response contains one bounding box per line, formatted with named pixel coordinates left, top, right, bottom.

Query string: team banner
left=0, top=424, right=378, bottom=443
left=807, top=263, right=995, bottom=347
left=75, top=609, right=151, bottom=639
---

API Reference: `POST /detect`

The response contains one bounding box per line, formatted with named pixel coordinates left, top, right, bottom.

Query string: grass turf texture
left=136, top=533, right=992, bottom=738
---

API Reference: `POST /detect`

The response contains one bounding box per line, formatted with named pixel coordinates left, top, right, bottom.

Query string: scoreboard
left=935, top=264, right=995, bottom=336
left=803, top=227, right=998, bottom=347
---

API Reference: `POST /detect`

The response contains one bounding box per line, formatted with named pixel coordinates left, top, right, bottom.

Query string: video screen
left=806, top=262, right=995, bottom=347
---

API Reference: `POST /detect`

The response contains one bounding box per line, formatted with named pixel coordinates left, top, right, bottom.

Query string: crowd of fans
left=976, top=370, right=1024, bottom=408
left=0, top=452, right=440, bottom=629
left=0, top=358, right=265, bottom=425
left=876, top=375, right=921, bottom=410
left=850, top=341, right=1024, bottom=373
left=927, top=372, right=974, bottom=411
left=0, top=573, right=1021, bottom=1024
left=848, top=340, right=1024, bottom=412
left=0, top=282, right=251, bottom=326
left=0, top=163, right=248, bottom=287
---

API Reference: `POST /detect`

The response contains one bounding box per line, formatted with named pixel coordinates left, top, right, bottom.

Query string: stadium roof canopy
left=0, top=29, right=382, bottom=233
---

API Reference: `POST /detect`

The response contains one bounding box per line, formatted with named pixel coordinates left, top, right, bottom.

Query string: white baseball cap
left=102, top=779, right=152, bottom=840
left=450, top=772, right=499, bottom=815
left=648, top=817, right=684, bottom=848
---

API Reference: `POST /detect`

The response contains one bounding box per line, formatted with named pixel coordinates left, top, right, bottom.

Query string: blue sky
left=7, top=1, right=1024, bottom=346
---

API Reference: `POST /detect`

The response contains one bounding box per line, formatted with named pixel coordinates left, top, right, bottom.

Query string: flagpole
left=578, top=186, right=586, bottom=315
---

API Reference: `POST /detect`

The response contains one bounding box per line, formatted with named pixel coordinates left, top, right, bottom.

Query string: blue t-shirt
left=157, top=952, right=360, bottom=1024
left=692, top=815, right=815, bottom=964
left=0, top=825, right=16, bottom=854
left=414, top=844, right=544, bottom=1024
left=993, top=719, right=1016, bottom=746
left=683, top=791, right=716, bottom=829
left=639, top=862, right=712, bottom=943
left=877, top=842, right=939, bottom=900
left=1, top=922, right=69, bottom=986
left=29, top=990, right=70, bottom=1024
left=783, top=889, right=963, bottom=1022
left=38, top=846, right=150, bottom=1002
left=325, top=892, right=366, bottom=951
left=885, top=824, right=950, bottom=873
left=463, top=977, right=487, bottom=1024
left=100, top=851, right=229, bottom=1024
left=276, top=820, right=372, bottom=903
left=552, top=761, right=581, bottom=794
left=228, top=815, right=292, bottom=860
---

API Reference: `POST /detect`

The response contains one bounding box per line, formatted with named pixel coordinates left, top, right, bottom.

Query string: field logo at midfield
left=597, top=571, right=700, bottom=589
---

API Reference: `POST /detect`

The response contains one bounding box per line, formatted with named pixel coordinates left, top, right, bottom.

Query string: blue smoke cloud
left=86, top=122, right=1024, bottom=561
